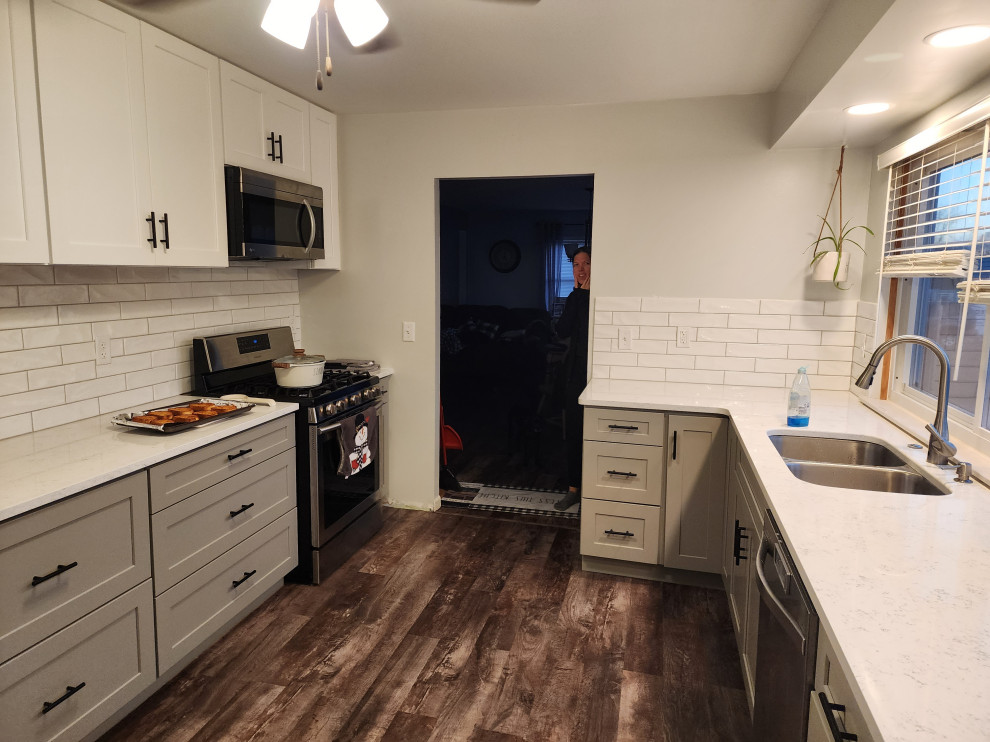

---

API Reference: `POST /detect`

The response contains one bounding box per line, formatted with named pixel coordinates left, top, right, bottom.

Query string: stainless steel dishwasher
left=752, top=510, right=819, bottom=741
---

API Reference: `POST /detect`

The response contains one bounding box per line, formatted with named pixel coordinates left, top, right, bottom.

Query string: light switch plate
left=618, top=327, right=633, bottom=350
left=402, top=321, right=415, bottom=342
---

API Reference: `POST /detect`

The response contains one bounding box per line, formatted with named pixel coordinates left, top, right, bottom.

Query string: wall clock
left=489, top=239, right=521, bottom=273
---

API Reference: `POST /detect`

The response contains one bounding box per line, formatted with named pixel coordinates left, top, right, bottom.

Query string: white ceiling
left=106, top=0, right=990, bottom=148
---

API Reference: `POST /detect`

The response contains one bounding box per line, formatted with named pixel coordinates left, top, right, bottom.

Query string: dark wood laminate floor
left=102, top=508, right=752, bottom=742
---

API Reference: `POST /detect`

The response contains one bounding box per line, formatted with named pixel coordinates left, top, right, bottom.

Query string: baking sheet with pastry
left=110, top=398, right=255, bottom=433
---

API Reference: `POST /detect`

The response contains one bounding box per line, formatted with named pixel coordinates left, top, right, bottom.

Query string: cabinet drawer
left=814, top=633, right=876, bottom=742
left=582, top=440, right=663, bottom=506
left=583, top=408, right=665, bottom=446
left=149, top=415, right=294, bottom=512
left=0, top=581, right=155, bottom=742
left=155, top=510, right=298, bottom=672
left=152, top=449, right=296, bottom=594
left=580, top=498, right=661, bottom=564
left=0, top=473, right=150, bottom=661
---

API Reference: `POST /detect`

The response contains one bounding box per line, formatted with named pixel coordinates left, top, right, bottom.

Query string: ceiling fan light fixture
left=262, top=0, right=320, bottom=49
left=925, top=26, right=990, bottom=48
left=334, top=0, right=389, bottom=47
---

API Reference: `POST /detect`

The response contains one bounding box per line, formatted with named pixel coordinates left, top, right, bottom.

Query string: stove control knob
left=351, top=394, right=361, bottom=406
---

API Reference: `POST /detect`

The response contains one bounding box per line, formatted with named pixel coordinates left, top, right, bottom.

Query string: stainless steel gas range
left=192, top=326, right=386, bottom=584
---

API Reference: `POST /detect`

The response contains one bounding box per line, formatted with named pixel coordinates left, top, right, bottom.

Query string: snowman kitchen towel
left=337, top=411, right=377, bottom=478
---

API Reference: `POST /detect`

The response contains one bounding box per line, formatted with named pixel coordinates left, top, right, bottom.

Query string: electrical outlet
left=95, top=335, right=111, bottom=365
left=676, top=328, right=690, bottom=348
left=618, top=327, right=633, bottom=350
left=402, top=321, right=415, bottom=342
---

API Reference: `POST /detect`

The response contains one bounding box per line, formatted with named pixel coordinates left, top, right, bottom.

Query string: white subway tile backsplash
left=89, top=283, right=146, bottom=302
left=594, top=311, right=613, bottom=325
left=148, top=314, right=195, bottom=334
left=822, top=331, right=855, bottom=346
left=697, top=328, right=758, bottom=343
left=65, top=375, right=126, bottom=403
left=0, top=386, right=66, bottom=417
left=22, top=323, right=93, bottom=349
left=760, top=299, right=823, bottom=316
left=0, top=329, right=22, bottom=352
left=169, top=267, right=214, bottom=282
left=727, top=313, right=789, bottom=329
left=640, top=326, right=676, bottom=341
left=18, top=285, right=88, bottom=306
left=0, top=413, right=32, bottom=438
left=669, top=312, right=729, bottom=328
left=54, top=266, right=118, bottom=284
left=630, top=339, right=668, bottom=354
left=57, top=303, right=122, bottom=324
left=667, top=342, right=726, bottom=357
left=596, top=297, right=642, bottom=312
left=593, top=338, right=612, bottom=352
left=151, top=347, right=193, bottom=367
left=0, top=372, right=28, bottom=396
left=638, top=354, right=695, bottom=369
left=593, top=351, right=638, bottom=366
left=32, top=399, right=100, bottom=431
left=595, top=325, right=618, bottom=339
left=171, top=297, right=214, bottom=314
left=856, top=302, right=878, bottom=321
left=699, top=298, right=760, bottom=314
left=818, top=361, right=853, bottom=376
left=642, top=297, right=700, bottom=312
left=667, top=368, right=724, bottom=384
left=213, top=295, right=251, bottom=311
left=724, top=371, right=785, bottom=387
left=120, top=299, right=174, bottom=319
left=726, top=343, right=788, bottom=359
left=789, top=315, right=856, bottom=332
left=27, top=361, right=95, bottom=390
left=264, top=306, right=293, bottom=319
left=807, top=374, right=852, bottom=391
left=824, top=300, right=858, bottom=316
left=0, top=306, right=59, bottom=330
left=696, top=356, right=756, bottom=372
left=96, top=353, right=152, bottom=378
left=192, top=281, right=232, bottom=297
left=116, top=267, right=169, bottom=283
left=125, top=366, right=175, bottom=390
left=98, top=387, right=155, bottom=415
left=146, top=282, right=193, bottom=300
left=1, top=346, right=62, bottom=373
left=0, top=287, right=17, bottom=307
left=609, top=366, right=668, bottom=382
left=755, top=359, right=819, bottom=374
left=195, top=310, right=234, bottom=327
left=93, top=318, right=150, bottom=339
left=787, top=345, right=853, bottom=361
left=613, top=311, right=669, bottom=326
left=154, top=378, right=190, bottom=400
left=0, top=266, right=54, bottom=285
left=757, top=329, right=821, bottom=345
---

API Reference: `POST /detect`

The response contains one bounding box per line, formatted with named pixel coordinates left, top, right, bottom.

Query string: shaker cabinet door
left=143, top=25, right=226, bottom=266
left=308, top=105, right=341, bottom=269
left=0, top=0, right=49, bottom=264
left=34, top=0, right=154, bottom=265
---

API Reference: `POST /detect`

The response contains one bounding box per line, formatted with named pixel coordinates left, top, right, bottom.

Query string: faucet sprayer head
left=855, top=363, right=878, bottom=389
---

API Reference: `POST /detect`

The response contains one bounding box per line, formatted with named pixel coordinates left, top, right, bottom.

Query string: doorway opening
left=438, top=174, right=594, bottom=519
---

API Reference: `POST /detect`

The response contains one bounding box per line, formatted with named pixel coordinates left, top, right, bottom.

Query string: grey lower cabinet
left=0, top=414, right=298, bottom=742
left=721, top=425, right=767, bottom=711
left=0, top=473, right=155, bottom=742
left=808, top=630, right=876, bottom=742
left=579, top=408, right=728, bottom=577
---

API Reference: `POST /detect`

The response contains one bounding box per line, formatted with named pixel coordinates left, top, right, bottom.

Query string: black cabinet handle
left=227, top=448, right=252, bottom=461
left=606, top=470, right=637, bottom=478
left=146, top=212, right=157, bottom=248
left=42, top=682, right=86, bottom=714
left=275, top=133, right=284, bottom=163
left=159, top=212, right=170, bottom=250
left=818, top=692, right=858, bottom=741
left=267, top=131, right=277, bottom=160
left=733, top=520, right=749, bottom=566
left=607, top=424, right=639, bottom=431
left=672, top=430, right=677, bottom=460
left=229, top=502, right=255, bottom=518
left=32, top=561, right=79, bottom=587
left=232, top=569, right=257, bottom=588
left=604, top=529, right=635, bottom=538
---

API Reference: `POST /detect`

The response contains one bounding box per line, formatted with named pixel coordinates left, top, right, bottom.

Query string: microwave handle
left=303, top=199, right=316, bottom=253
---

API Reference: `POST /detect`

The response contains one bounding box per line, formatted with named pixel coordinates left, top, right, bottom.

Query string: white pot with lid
left=272, top=349, right=326, bottom=388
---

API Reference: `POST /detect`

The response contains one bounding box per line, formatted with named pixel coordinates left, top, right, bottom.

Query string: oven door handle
left=317, top=400, right=385, bottom=436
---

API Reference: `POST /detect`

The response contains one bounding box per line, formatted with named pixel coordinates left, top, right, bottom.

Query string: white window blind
left=881, top=122, right=989, bottom=280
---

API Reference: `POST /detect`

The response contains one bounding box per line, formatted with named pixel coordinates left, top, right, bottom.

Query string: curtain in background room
left=543, top=222, right=563, bottom=312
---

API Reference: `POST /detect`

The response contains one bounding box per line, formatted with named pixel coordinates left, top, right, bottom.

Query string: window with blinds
left=882, top=121, right=989, bottom=286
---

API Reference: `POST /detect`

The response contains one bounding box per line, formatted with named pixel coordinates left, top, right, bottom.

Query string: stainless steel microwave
left=225, top=165, right=325, bottom=260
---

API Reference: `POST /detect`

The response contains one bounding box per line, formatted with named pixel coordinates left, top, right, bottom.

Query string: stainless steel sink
left=768, top=432, right=950, bottom=496
left=769, top=434, right=909, bottom=467
left=784, top=461, right=949, bottom=496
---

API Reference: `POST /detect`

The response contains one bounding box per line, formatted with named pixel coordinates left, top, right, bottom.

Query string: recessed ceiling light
left=925, top=26, right=990, bottom=48
left=846, top=103, right=890, bottom=116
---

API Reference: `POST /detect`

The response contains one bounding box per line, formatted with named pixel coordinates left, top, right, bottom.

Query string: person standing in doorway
left=554, top=246, right=590, bottom=511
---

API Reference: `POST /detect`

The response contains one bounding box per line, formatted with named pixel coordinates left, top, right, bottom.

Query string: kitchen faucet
left=854, top=335, right=957, bottom=466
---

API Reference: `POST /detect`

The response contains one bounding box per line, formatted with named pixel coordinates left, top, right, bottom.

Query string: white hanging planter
left=813, top=251, right=850, bottom=284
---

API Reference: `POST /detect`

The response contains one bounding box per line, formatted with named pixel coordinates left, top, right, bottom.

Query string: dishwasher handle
left=755, top=533, right=808, bottom=654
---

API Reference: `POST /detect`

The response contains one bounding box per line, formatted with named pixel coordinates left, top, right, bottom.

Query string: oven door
left=311, top=400, right=384, bottom=547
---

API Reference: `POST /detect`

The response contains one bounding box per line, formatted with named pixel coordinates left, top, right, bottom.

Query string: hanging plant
left=807, top=146, right=874, bottom=289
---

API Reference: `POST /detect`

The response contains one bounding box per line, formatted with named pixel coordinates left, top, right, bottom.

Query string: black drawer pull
left=32, top=561, right=79, bottom=587
left=232, top=569, right=257, bottom=588
left=158, top=212, right=170, bottom=250
left=733, top=520, right=749, bottom=566
left=818, top=692, right=858, bottom=741
left=604, top=529, right=635, bottom=538
left=275, top=133, right=284, bottom=163
left=229, top=502, right=255, bottom=518
left=146, top=212, right=157, bottom=248
left=267, top=131, right=277, bottom=160
left=606, top=470, right=637, bottom=478
left=607, top=424, right=639, bottom=431
left=672, top=430, right=677, bottom=460
left=227, top=448, right=253, bottom=461
left=42, top=682, right=86, bottom=714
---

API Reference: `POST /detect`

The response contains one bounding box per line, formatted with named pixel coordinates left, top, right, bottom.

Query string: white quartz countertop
left=0, top=396, right=298, bottom=523
left=580, top=380, right=990, bottom=742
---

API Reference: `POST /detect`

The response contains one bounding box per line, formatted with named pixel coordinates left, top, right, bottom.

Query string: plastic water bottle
left=787, top=367, right=811, bottom=427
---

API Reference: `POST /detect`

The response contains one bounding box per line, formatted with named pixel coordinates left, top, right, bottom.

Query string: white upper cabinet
left=34, top=0, right=152, bottom=265
left=220, top=61, right=311, bottom=182
left=33, top=0, right=226, bottom=267
left=309, top=105, right=341, bottom=270
left=142, top=25, right=226, bottom=267
left=0, top=0, right=49, bottom=264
